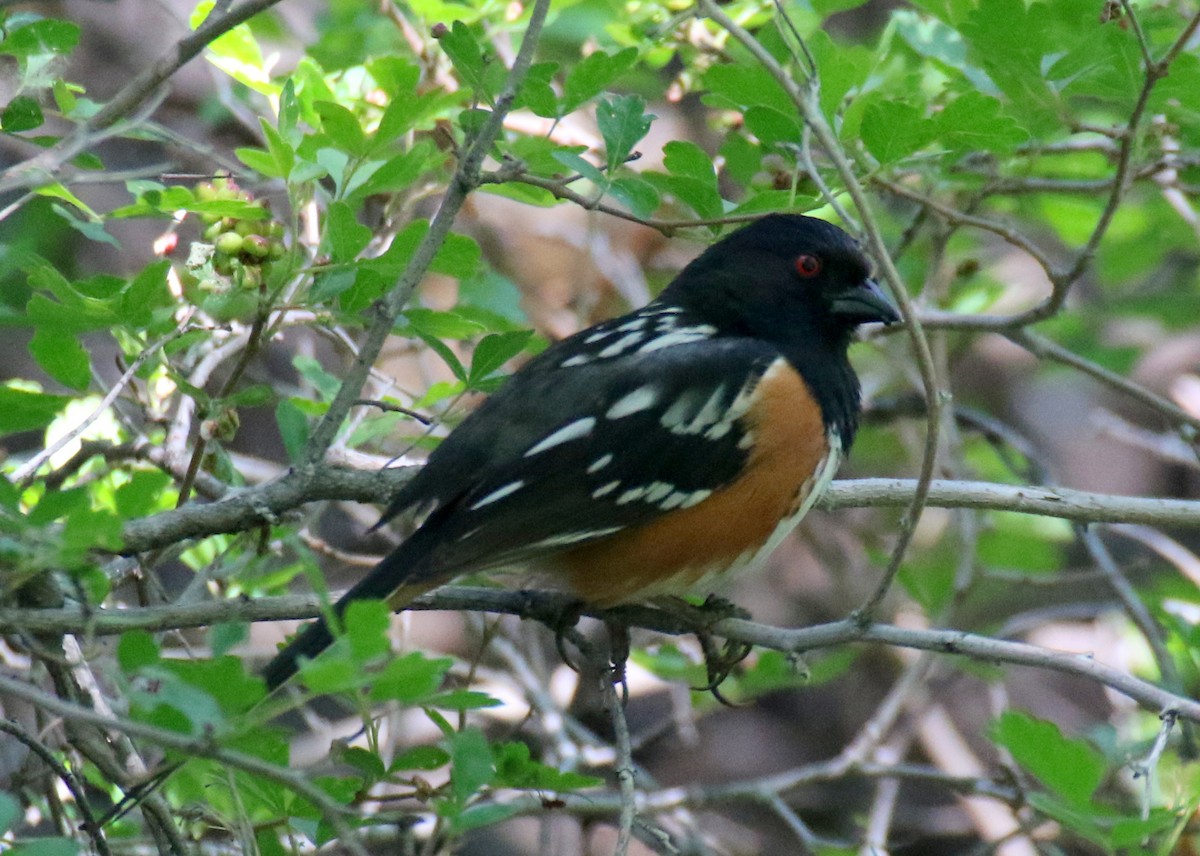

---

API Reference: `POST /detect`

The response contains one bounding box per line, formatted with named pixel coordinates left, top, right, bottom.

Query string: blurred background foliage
left=2, top=0, right=1200, bottom=853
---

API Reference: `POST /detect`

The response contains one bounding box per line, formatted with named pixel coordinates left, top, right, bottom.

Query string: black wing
left=377, top=331, right=784, bottom=583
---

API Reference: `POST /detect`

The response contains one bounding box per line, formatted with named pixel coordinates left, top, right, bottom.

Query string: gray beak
left=831, top=278, right=901, bottom=325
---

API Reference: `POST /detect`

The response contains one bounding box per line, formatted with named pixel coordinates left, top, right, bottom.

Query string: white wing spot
left=637, top=326, right=716, bottom=354
left=659, top=491, right=688, bottom=510
left=528, top=527, right=623, bottom=549
left=469, top=480, right=526, bottom=510
left=524, top=417, right=597, bottom=457
left=587, top=453, right=614, bottom=473
left=617, top=318, right=648, bottom=332
left=598, top=332, right=645, bottom=358
left=561, top=354, right=591, bottom=368
left=644, top=481, right=673, bottom=503
left=616, top=486, right=648, bottom=505
left=606, top=385, right=659, bottom=419
left=584, top=329, right=613, bottom=344
left=592, top=480, right=620, bottom=498
left=660, top=389, right=706, bottom=430
left=681, top=489, right=712, bottom=508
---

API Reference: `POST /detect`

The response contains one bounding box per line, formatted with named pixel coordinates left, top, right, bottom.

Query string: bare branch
left=6, top=586, right=1199, bottom=722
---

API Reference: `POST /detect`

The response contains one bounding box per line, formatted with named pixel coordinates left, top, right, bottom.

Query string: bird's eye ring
left=794, top=254, right=822, bottom=277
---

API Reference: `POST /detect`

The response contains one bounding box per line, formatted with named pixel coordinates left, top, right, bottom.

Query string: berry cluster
left=180, top=177, right=287, bottom=322
left=195, top=178, right=286, bottom=281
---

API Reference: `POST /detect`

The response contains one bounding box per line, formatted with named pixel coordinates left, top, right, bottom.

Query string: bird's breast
left=552, top=358, right=840, bottom=604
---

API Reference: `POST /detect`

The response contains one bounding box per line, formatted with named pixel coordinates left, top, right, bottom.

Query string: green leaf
left=425, top=690, right=503, bottom=710
left=701, top=63, right=793, bottom=114
left=0, top=387, right=72, bottom=435
left=275, top=398, right=309, bottom=463
left=991, top=711, right=1105, bottom=807
left=355, top=142, right=437, bottom=198
left=344, top=598, right=390, bottom=662
left=161, top=655, right=265, bottom=716
left=517, top=62, right=559, bottom=118
left=743, top=105, right=802, bottom=147
left=493, top=741, right=602, bottom=791
left=550, top=149, right=607, bottom=186
left=438, top=21, right=490, bottom=101
left=812, top=0, right=871, bottom=16
left=404, top=308, right=486, bottom=340
left=315, top=100, right=368, bottom=156
left=28, top=486, right=87, bottom=525
left=2, top=96, right=44, bottom=132
left=596, top=94, right=654, bottom=172
left=0, top=19, right=81, bottom=58
left=336, top=745, right=386, bottom=780
left=562, top=47, right=637, bottom=113
left=608, top=175, right=659, bottom=218
left=389, top=745, right=451, bottom=772
left=114, top=470, right=174, bottom=518
left=326, top=201, right=372, bottom=262
left=118, top=631, right=161, bottom=672
left=190, top=1, right=279, bottom=96
left=468, top=330, right=533, bottom=387
left=0, top=792, right=18, bottom=834
left=48, top=203, right=118, bottom=248
left=61, top=506, right=123, bottom=555
left=662, top=140, right=715, bottom=181
left=362, top=220, right=480, bottom=282
left=642, top=172, right=723, bottom=220
left=860, top=100, right=936, bottom=164
left=28, top=328, right=90, bottom=390
left=449, top=802, right=519, bottom=833
left=8, top=839, right=81, bottom=856
left=209, top=622, right=248, bottom=658
left=256, top=120, right=295, bottom=180
left=237, top=146, right=282, bottom=178
left=959, top=0, right=1058, bottom=125
left=370, top=651, right=453, bottom=704
left=448, top=727, right=495, bottom=803
left=934, top=92, right=1027, bottom=155
left=122, top=260, right=172, bottom=326
left=293, top=354, right=343, bottom=402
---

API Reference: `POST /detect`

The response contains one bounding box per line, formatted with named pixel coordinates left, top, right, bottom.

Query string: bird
left=263, top=213, right=899, bottom=691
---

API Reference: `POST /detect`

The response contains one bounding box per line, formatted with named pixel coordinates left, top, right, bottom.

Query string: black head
left=660, top=214, right=899, bottom=348
left=659, top=214, right=899, bottom=447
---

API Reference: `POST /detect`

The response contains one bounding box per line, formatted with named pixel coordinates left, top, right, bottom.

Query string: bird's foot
left=656, top=595, right=754, bottom=705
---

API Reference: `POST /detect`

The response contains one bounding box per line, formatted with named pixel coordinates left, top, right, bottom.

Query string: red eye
left=795, top=254, right=822, bottom=277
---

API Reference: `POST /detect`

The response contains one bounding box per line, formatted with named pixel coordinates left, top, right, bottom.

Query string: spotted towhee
left=263, top=214, right=899, bottom=690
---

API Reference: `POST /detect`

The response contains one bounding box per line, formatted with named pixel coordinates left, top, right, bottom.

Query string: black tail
left=261, top=547, right=440, bottom=691
left=262, top=612, right=337, bottom=691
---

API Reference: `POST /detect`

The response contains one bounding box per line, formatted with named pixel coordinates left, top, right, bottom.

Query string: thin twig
left=0, top=673, right=373, bottom=856
left=8, top=586, right=1200, bottom=722
left=695, top=0, right=945, bottom=616
left=105, top=468, right=1200, bottom=558
left=0, top=719, right=112, bottom=856
left=13, top=310, right=194, bottom=486
left=301, top=0, right=553, bottom=469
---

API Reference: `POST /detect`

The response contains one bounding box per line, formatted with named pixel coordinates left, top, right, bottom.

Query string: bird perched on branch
left=264, top=213, right=899, bottom=690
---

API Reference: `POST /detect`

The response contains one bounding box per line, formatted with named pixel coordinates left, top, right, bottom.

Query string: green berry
left=242, top=234, right=270, bottom=258
left=203, top=221, right=224, bottom=242
left=215, top=232, right=245, bottom=256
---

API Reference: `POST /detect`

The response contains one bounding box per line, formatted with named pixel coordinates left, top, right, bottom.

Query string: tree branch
left=6, top=586, right=1198, bottom=723
left=114, top=469, right=1200, bottom=557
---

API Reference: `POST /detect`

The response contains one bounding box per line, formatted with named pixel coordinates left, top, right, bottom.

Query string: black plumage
left=263, top=214, right=898, bottom=690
